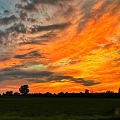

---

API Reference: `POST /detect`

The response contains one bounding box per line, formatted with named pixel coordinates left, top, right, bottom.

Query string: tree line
left=1, top=85, right=120, bottom=98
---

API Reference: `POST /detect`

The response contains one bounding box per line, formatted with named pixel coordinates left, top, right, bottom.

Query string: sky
left=0, top=0, right=120, bottom=93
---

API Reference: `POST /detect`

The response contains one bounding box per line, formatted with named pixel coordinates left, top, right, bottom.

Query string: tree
left=85, top=89, right=89, bottom=94
left=119, top=88, right=120, bottom=94
left=58, top=92, right=64, bottom=96
left=5, top=91, right=13, bottom=96
left=19, top=85, right=29, bottom=95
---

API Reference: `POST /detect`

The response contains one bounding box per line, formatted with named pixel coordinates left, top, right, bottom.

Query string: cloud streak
left=0, top=65, right=100, bottom=86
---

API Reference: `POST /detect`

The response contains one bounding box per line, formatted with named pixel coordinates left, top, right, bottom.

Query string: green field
left=0, top=97, right=120, bottom=120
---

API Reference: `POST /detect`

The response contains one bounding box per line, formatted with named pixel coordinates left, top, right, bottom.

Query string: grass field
left=0, top=97, right=120, bottom=120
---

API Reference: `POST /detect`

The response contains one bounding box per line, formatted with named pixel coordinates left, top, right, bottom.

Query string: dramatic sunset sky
left=0, top=0, right=120, bottom=93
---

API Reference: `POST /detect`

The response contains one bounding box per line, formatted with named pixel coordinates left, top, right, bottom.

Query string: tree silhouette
left=5, top=91, right=13, bottom=96
left=85, top=89, right=89, bottom=94
left=119, top=88, right=120, bottom=94
left=19, top=85, right=29, bottom=95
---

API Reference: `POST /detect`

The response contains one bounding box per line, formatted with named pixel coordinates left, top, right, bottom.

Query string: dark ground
left=0, top=97, right=120, bottom=120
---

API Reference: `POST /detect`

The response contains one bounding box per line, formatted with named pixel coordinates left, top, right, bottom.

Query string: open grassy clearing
left=0, top=97, right=120, bottom=120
